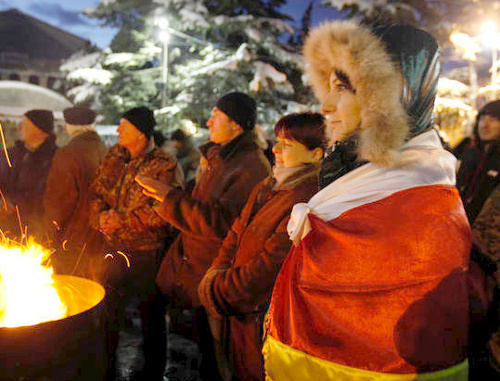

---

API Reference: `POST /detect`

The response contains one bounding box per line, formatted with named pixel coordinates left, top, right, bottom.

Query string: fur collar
left=303, top=21, right=410, bottom=167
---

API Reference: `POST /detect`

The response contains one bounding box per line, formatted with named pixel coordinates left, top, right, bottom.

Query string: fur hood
left=303, top=21, right=410, bottom=167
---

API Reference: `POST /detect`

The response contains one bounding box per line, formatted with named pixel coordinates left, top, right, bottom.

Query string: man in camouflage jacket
left=89, top=106, right=184, bottom=381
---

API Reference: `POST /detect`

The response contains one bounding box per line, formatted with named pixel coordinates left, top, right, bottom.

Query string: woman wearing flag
left=263, top=22, right=472, bottom=380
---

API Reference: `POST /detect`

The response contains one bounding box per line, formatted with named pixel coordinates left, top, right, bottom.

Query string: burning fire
left=0, top=237, right=67, bottom=328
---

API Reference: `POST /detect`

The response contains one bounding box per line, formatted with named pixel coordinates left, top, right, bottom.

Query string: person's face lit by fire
left=321, top=70, right=361, bottom=145
left=273, top=136, right=323, bottom=168
left=206, top=107, right=243, bottom=144
left=478, top=114, right=500, bottom=142
left=117, top=118, right=147, bottom=154
left=18, top=117, right=48, bottom=148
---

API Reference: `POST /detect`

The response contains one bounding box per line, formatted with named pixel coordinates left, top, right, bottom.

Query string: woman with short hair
left=198, top=112, right=327, bottom=381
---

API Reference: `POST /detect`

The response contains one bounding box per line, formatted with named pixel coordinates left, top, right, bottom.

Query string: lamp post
left=157, top=18, right=170, bottom=108
left=450, top=31, right=480, bottom=107
left=480, top=21, right=499, bottom=85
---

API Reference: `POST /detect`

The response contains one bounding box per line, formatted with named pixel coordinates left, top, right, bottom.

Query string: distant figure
left=153, top=129, right=167, bottom=148
left=43, top=106, right=107, bottom=277
left=255, top=124, right=275, bottom=167
left=171, top=128, right=200, bottom=192
left=89, top=106, right=184, bottom=381
left=456, top=100, right=500, bottom=223
left=0, top=109, right=57, bottom=237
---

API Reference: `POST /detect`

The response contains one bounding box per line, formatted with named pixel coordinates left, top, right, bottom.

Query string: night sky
left=0, top=0, right=342, bottom=48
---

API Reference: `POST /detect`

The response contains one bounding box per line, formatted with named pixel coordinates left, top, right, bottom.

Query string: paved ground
left=116, top=299, right=203, bottom=381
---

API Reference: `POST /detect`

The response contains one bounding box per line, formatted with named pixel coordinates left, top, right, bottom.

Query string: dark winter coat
left=155, top=130, right=271, bottom=309
left=89, top=143, right=184, bottom=252
left=199, top=164, right=320, bottom=381
left=456, top=140, right=500, bottom=223
left=43, top=131, right=107, bottom=274
left=0, top=136, right=57, bottom=236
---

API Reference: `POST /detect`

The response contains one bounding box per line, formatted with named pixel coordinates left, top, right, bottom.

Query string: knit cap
left=215, top=92, right=257, bottom=131
left=121, top=106, right=156, bottom=138
left=64, top=107, right=97, bottom=125
left=24, top=109, right=54, bottom=134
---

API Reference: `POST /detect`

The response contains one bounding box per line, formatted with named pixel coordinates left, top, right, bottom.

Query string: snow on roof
left=0, top=81, right=72, bottom=111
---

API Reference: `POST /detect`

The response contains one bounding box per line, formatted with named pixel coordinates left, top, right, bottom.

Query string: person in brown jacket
left=197, top=113, right=326, bottom=381
left=43, top=107, right=107, bottom=277
left=0, top=110, right=57, bottom=238
left=136, top=92, right=271, bottom=380
left=89, top=106, right=184, bottom=381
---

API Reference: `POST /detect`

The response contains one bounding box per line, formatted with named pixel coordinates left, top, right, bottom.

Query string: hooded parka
left=263, top=22, right=471, bottom=381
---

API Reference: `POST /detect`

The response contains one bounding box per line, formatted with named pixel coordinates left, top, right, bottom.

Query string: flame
left=0, top=237, right=67, bottom=328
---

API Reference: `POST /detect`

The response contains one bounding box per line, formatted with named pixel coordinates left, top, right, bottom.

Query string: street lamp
left=156, top=17, right=170, bottom=108
left=480, top=20, right=500, bottom=85
left=450, top=31, right=480, bottom=106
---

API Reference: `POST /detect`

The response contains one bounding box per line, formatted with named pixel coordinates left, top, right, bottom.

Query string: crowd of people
left=0, top=20, right=499, bottom=381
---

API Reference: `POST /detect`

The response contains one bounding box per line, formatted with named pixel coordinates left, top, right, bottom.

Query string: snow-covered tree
left=62, top=0, right=314, bottom=135
left=321, top=0, right=498, bottom=48
left=435, top=78, right=476, bottom=148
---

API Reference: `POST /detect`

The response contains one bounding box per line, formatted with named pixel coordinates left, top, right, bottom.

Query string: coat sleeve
left=210, top=182, right=263, bottom=269
left=88, top=158, right=112, bottom=231
left=206, top=217, right=293, bottom=317
left=198, top=184, right=263, bottom=317
left=155, top=167, right=263, bottom=240
left=43, top=149, right=79, bottom=234
left=111, top=160, right=184, bottom=237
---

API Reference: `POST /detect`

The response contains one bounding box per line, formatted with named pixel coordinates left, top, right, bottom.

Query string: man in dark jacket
left=89, top=106, right=184, bottom=381
left=136, top=92, right=271, bottom=379
left=0, top=109, right=57, bottom=238
left=43, top=107, right=108, bottom=277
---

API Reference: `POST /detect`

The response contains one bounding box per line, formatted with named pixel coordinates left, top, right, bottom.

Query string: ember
left=0, top=237, right=67, bottom=327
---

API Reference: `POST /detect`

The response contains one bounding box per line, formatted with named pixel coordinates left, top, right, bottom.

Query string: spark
left=0, top=188, right=7, bottom=211
left=62, top=239, right=68, bottom=251
left=71, top=243, right=87, bottom=275
left=15, top=205, right=24, bottom=242
left=0, top=121, right=12, bottom=168
left=52, top=220, right=60, bottom=231
left=104, top=253, right=114, bottom=260
left=116, top=251, right=131, bottom=268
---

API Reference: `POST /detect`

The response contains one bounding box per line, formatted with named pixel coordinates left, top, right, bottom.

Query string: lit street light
left=156, top=17, right=170, bottom=108
left=480, top=20, right=500, bottom=85
left=450, top=31, right=480, bottom=106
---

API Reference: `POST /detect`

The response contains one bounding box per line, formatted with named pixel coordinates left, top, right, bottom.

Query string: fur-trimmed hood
left=303, top=21, right=438, bottom=167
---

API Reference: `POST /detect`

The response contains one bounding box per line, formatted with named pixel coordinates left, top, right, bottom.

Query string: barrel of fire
left=0, top=275, right=106, bottom=380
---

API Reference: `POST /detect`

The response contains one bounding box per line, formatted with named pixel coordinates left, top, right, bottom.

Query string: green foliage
left=64, top=0, right=313, bottom=134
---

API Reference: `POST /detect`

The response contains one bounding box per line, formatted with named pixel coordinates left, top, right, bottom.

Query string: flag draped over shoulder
left=263, top=131, right=472, bottom=381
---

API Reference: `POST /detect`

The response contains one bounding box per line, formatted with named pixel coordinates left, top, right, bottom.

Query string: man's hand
left=135, top=175, right=172, bottom=203
left=99, top=209, right=121, bottom=235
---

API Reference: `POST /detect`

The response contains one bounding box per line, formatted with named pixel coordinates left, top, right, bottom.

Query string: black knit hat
left=64, top=107, right=97, bottom=125
left=121, top=106, right=156, bottom=138
left=215, top=92, right=256, bottom=131
left=24, top=109, right=54, bottom=134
